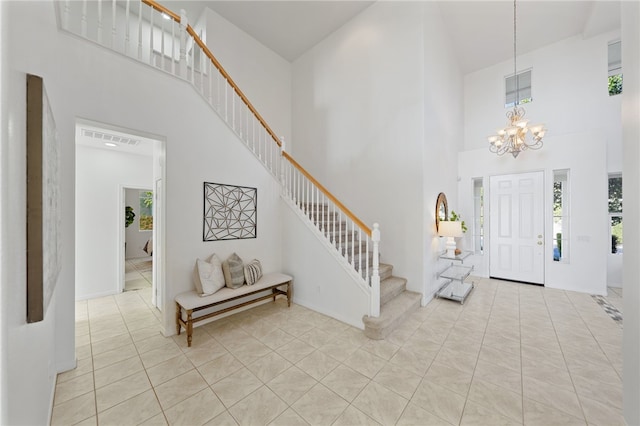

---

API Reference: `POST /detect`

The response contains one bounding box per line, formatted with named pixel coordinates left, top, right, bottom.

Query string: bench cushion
left=175, top=272, right=292, bottom=311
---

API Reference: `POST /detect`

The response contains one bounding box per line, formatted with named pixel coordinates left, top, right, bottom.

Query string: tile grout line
left=457, top=277, right=500, bottom=426
left=541, top=288, right=590, bottom=424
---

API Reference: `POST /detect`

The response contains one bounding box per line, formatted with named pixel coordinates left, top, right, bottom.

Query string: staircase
left=305, top=203, right=421, bottom=339
left=56, top=0, right=422, bottom=340
left=362, top=264, right=422, bottom=340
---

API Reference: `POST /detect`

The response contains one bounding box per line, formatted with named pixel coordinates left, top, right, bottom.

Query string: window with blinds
left=608, top=40, right=622, bottom=96
left=505, top=69, right=532, bottom=107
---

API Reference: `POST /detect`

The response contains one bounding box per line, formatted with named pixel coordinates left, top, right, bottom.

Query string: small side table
left=436, top=251, right=474, bottom=304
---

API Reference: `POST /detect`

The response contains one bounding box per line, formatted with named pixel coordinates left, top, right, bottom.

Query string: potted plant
left=125, top=206, right=135, bottom=228
left=449, top=210, right=467, bottom=254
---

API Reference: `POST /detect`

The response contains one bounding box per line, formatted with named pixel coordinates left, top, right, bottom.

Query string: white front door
left=489, top=171, right=545, bottom=284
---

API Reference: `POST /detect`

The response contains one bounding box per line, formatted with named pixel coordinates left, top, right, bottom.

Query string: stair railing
left=57, top=0, right=380, bottom=317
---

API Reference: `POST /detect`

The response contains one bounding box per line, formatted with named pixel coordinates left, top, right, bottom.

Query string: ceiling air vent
left=81, top=128, right=140, bottom=146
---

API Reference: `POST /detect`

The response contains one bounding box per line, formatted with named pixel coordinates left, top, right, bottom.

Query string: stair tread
left=380, top=276, right=407, bottom=305
left=362, top=290, right=421, bottom=332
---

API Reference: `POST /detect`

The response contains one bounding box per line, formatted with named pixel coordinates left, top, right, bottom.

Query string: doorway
left=489, top=171, right=545, bottom=284
left=75, top=119, right=165, bottom=311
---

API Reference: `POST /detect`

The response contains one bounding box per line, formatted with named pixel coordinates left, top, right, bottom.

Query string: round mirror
left=435, top=192, right=448, bottom=232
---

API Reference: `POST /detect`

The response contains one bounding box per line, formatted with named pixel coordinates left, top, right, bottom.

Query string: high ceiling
left=160, top=1, right=620, bottom=74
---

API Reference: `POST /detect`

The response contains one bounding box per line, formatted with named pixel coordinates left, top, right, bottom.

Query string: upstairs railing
left=57, top=0, right=380, bottom=317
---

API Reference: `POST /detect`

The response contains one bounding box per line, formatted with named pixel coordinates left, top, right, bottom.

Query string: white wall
left=621, top=1, right=640, bottom=423
left=281, top=202, right=370, bottom=328
left=461, top=27, right=623, bottom=296
left=422, top=3, right=464, bottom=299
left=125, top=187, right=153, bottom=259
left=202, top=8, right=292, bottom=148
left=464, top=30, right=622, bottom=171
left=75, top=146, right=153, bottom=299
left=458, top=131, right=608, bottom=295
left=2, top=35, right=69, bottom=426
left=291, top=2, right=462, bottom=302
left=1, top=4, right=62, bottom=424
left=5, top=1, right=286, bottom=423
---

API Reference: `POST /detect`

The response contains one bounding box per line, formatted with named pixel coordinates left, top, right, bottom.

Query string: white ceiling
left=162, top=1, right=375, bottom=61
left=161, top=0, right=620, bottom=74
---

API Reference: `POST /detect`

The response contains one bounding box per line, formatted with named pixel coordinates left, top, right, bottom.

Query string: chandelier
left=488, top=0, right=546, bottom=158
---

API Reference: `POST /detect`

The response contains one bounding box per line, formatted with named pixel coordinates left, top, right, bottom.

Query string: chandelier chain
left=486, top=0, right=546, bottom=159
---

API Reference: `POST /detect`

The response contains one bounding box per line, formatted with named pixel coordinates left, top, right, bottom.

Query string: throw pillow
left=195, top=255, right=225, bottom=296
left=222, top=252, right=245, bottom=289
left=244, top=259, right=262, bottom=285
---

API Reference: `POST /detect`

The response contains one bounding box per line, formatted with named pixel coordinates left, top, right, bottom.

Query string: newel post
left=179, top=9, right=188, bottom=78
left=371, top=223, right=381, bottom=318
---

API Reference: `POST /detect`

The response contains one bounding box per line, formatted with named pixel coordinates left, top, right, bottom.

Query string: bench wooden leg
left=272, top=287, right=277, bottom=302
left=187, top=310, right=193, bottom=347
left=287, top=281, right=291, bottom=307
left=176, top=303, right=181, bottom=335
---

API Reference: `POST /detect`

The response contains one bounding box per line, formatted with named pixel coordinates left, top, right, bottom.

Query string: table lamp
left=438, top=221, right=463, bottom=257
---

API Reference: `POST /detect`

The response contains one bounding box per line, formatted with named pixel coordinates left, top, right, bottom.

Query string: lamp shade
left=438, top=221, right=463, bottom=238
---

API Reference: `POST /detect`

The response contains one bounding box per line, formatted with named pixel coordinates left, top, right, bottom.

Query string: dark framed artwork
left=26, top=74, right=61, bottom=323
left=203, top=182, right=257, bottom=241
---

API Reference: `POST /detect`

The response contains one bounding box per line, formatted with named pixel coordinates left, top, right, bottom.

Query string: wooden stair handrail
left=283, top=152, right=372, bottom=237
left=142, top=0, right=371, bottom=239
left=142, top=0, right=281, bottom=148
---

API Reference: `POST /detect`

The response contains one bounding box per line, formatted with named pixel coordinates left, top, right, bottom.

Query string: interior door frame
left=487, top=169, right=546, bottom=285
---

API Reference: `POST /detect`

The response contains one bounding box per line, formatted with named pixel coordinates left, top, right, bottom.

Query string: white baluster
left=171, top=16, right=176, bottom=74
left=81, top=0, right=88, bottom=37
left=149, top=7, right=154, bottom=65
left=179, top=9, right=188, bottom=78
left=207, top=58, right=212, bottom=104
left=124, top=0, right=130, bottom=55
left=309, top=185, right=319, bottom=221
left=97, top=0, right=103, bottom=44
left=224, top=82, right=228, bottom=122
left=62, top=0, right=70, bottom=31
left=200, top=46, right=205, bottom=93
left=232, top=90, right=236, bottom=132
left=365, top=236, right=370, bottom=281
left=337, top=211, right=342, bottom=255
left=331, top=203, right=336, bottom=246
left=305, top=179, right=309, bottom=216
left=320, top=194, right=324, bottom=233
left=279, top=137, right=286, bottom=188
left=358, top=228, right=362, bottom=275
left=350, top=220, right=355, bottom=266
left=294, top=168, right=298, bottom=206
left=160, top=9, right=166, bottom=70
left=111, top=0, right=116, bottom=48
left=370, top=223, right=381, bottom=317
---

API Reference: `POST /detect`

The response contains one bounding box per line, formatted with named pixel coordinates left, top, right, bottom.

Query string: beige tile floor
left=607, top=286, right=623, bottom=314
left=125, top=257, right=153, bottom=292
left=52, top=278, right=624, bottom=425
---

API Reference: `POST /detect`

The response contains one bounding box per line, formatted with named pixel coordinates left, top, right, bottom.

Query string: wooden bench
left=175, top=272, right=292, bottom=347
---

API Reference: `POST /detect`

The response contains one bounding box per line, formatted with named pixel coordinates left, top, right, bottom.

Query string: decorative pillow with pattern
left=193, top=254, right=225, bottom=296
left=243, top=259, right=262, bottom=286
left=222, top=252, right=245, bottom=289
